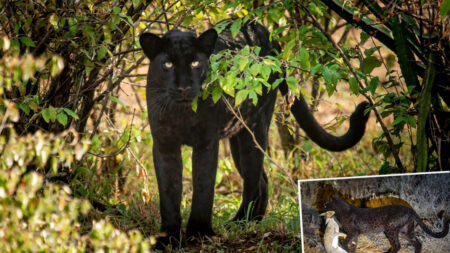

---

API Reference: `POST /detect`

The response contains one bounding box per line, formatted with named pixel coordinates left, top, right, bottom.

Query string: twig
left=139, top=19, right=190, bottom=29
left=221, top=97, right=297, bottom=189
left=301, top=4, right=405, bottom=172
left=121, top=74, right=147, bottom=78
left=122, top=81, right=146, bottom=88
left=130, top=83, right=145, bottom=111
left=113, top=48, right=141, bottom=56
left=161, top=0, right=171, bottom=31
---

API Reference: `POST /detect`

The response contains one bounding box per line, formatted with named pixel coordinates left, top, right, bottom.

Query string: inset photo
left=299, top=172, right=450, bottom=253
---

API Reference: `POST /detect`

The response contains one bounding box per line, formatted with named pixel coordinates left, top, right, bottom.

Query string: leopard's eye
left=191, top=60, right=200, bottom=68
left=164, top=61, right=173, bottom=69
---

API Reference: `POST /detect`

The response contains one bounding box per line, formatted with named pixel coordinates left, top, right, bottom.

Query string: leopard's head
left=324, top=195, right=340, bottom=212
left=140, top=28, right=217, bottom=105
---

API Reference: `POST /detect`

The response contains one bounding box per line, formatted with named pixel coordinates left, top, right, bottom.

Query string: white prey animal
left=320, top=211, right=347, bottom=253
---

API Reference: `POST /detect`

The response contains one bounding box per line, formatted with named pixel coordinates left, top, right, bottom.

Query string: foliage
left=319, top=0, right=450, bottom=171
left=0, top=0, right=151, bottom=134
left=0, top=48, right=152, bottom=251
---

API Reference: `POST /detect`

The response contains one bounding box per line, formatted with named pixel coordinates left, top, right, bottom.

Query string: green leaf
left=214, top=21, right=230, bottom=34
left=211, top=86, right=223, bottom=103
left=253, top=81, right=263, bottom=95
left=310, top=64, right=322, bottom=75
left=235, top=89, right=248, bottom=106
left=221, top=73, right=235, bottom=96
left=230, top=19, right=242, bottom=38
left=360, top=32, right=370, bottom=45
left=80, top=49, right=92, bottom=58
left=83, top=25, right=95, bottom=43
left=18, top=103, right=30, bottom=115
left=97, top=46, right=108, bottom=61
left=63, top=108, right=79, bottom=119
left=325, top=83, right=335, bottom=96
left=20, top=36, right=35, bottom=47
left=268, top=8, right=282, bottom=23
left=132, top=0, right=141, bottom=7
left=112, top=6, right=121, bottom=14
left=261, top=65, right=271, bottom=80
left=440, top=0, right=450, bottom=16
left=349, top=77, right=359, bottom=94
left=191, top=97, right=198, bottom=112
left=308, top=2, right=323, bottom=16
left=364, top=46, right=381, bottom=57
left=57, top=111, right=68, bottom=126
left=368, top=77, right=379, bottom=95
left=286, top=76, right=299, bottom=95
left=119, top=14, right=134, bottom=27
left=235, top=57, right=249, bottom=71
left=272, top=78, right=283, bottom=89
left=302, top=140, right=313, bottom=152
left=41, top=108, right=50, bottom=123
left=254, top=46, right=261, bottom=56
left=108, top=94, right=126, bottom=108
left=299, top=48, right=310, bottom=70
left=48, top=106, right=57, bottom=122
left=362, top=56, right=382, bottom=74
left=50, top=156, right=58, bottom=175
left=322, top=66, right=334, bottom=84
left=385, top=53, right=396, bottom=70
left=248, top=90, right=258, bottom=106
left=250, top=63, right=262, bottom=76
left=282, top=40, right=295, bottom=60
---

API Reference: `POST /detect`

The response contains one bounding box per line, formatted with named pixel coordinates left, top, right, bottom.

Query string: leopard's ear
left=140, top=33, right=163, bottom=59
left=197, top=28, right=218, bottom=56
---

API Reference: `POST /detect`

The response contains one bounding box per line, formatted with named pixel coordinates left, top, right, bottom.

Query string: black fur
left=139, top=21, right=370, bottom=246
left=324, top=196, right=450, bottom=253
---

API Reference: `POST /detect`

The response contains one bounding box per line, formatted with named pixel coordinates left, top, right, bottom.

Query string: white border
left=297, top=171, right=450, bottom=253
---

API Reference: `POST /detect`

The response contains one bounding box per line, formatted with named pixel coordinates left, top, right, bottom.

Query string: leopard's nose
left=178, top=87, right=192, bottom=98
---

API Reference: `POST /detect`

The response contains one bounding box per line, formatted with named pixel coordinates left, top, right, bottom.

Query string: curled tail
left=279, top=82, right=370, bottom=152
left=414, top=215, right=450, bottom=238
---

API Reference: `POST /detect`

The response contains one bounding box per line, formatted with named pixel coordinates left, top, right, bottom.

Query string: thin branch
left=161, top=0, right=171, bottom=31
left=121, top=74, right=147, bottom=78
left=139, top=19, right=190, bottom=29
left=114, top=48, right=141, bottom=56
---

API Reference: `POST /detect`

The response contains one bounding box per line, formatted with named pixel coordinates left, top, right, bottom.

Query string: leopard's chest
left=147, top=90, right=276, bottom=146
left=148, top=100, right=232, bottom=146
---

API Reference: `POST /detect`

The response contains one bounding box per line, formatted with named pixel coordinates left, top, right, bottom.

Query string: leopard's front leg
left=153, top=138, right=183, bottom=248
left=186, top=138, right=219, bottom=238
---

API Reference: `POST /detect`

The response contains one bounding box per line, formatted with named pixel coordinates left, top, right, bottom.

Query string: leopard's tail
left=279, top=83, right=370, bottom=152
left=414, top=214, right=450, bottom=238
